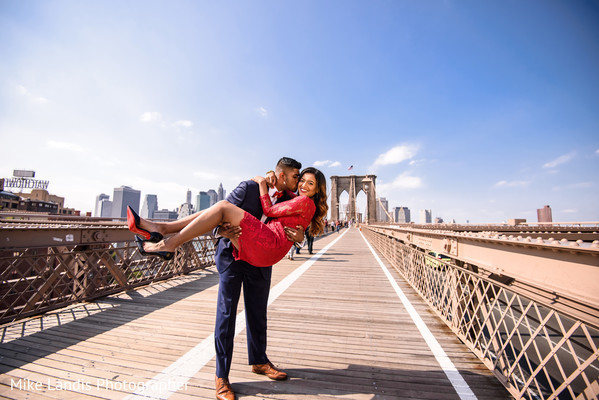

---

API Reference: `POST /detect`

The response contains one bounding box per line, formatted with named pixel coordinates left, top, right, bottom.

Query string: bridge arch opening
left=355, top=190, right=367, bottom=223
left=337, top=190, right=350, bottom=221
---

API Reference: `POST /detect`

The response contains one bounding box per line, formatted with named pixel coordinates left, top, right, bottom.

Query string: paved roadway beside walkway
left=0, top=227, right=512, bottom=400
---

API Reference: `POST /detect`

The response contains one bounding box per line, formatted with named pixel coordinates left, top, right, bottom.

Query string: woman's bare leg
left=137, top=210, right=208, bottom=236
left=143, top=201, right=245, bottom=253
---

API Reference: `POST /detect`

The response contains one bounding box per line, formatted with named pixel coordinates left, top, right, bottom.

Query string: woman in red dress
left=128, top=167, right=328, bottom=267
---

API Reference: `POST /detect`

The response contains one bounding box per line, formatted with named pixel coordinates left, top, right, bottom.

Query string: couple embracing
left=127, top=157, right=328, bottom=400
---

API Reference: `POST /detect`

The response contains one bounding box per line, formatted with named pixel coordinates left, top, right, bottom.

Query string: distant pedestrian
left=305, top=228, right=314, bottom=254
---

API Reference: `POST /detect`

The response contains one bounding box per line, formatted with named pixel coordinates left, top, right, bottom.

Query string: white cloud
left=140, top=112, right=163, bottom=123
left=392, top=173, right=422, bottom=189
left=595, top=149, right=599, bottom=155
left=256, top=107, right=268, bottom=117
left=314, top=160, right=331, bottom=166
left=494, top=180, right=530, bottom=188
left=313, top=160, right=341, bottom=168
left=562, top=208, right=577, bottom=214
left=16, top=85, right=48, bottom=103
left=374, top=145, right=417, bottom=166
left=173, top=120, right=193, bottom=128
left=380, top=172, right=423, bottom=190
left=543, top=151, right=576, bottom=168
left=47, top=140, right=85, bottom=152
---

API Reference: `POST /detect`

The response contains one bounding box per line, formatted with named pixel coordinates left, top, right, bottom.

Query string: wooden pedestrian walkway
left=0, top=227, right=512, bottom=400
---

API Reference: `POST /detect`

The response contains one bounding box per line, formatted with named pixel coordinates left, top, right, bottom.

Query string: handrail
left=362, top=225, right=599, bottom=400
left=365, top=224, right=599, bottom=325
left=0, top=222, right=217, bottom=324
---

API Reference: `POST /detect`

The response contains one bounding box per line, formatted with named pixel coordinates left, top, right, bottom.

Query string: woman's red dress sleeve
left=260, top=194, right=313, bottom=219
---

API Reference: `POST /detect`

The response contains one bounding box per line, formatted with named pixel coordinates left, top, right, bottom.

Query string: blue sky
left=1, top=0, right=598, bottom=223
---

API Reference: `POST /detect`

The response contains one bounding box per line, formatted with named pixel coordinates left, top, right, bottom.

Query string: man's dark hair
left=276, top=157, right=302, bottom=171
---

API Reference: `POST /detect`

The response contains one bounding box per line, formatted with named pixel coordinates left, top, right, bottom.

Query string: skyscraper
left=94, top=193, right=109, bottom=217
left=153, top=209, right=178, bottom=220
left=98, top=197, right=112, bottom=218
left=217, top=183, right=225, bottom=201
left=394, top=207, right=411, bottom=223
left=207, top=189, right=217, bottom=207
left=420, top=209, right=432, bottom=224
left=141, top=194, right=158, bottom=219
left=112, top=186, right=141, bottom=218
left=537, top=205, right=553, bottom=223
left=376, top=197, right=389, bottom=222
left=197, top=191, right=211, bottom=211
left=179, top=189, right=194, bottom=219
left=178, top=203, right=194, bottom=219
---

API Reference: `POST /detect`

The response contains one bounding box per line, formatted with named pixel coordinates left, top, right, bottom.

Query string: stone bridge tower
left=330, top=175, right=377, bottom=223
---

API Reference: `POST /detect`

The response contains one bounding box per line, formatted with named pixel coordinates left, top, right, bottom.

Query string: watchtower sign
left=3, top=178, right=49, bottom=190
left=2, top=170, right=49, bottom=190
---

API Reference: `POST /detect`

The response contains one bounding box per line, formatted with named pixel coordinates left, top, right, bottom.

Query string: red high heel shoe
left=135, top=235, right=174, bottom=261
left=127, top=206, right=163, bottom=242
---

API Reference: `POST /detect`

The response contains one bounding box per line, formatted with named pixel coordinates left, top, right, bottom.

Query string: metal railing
left=0, top=220, right=217, bottom=324
left=362, top=225, right=599, bottom=400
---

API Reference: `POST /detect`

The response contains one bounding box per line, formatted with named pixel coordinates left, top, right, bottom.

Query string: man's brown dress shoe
left=215, top=376, right=235, bottom=400
left=251, top=361, right=288, bottom=380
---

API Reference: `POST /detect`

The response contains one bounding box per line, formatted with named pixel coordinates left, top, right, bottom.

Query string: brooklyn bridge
left=0, top=197, right=597, bottom=399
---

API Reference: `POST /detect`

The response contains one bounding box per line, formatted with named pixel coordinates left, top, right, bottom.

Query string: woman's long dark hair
left=300, top=167, right=328, bottom=236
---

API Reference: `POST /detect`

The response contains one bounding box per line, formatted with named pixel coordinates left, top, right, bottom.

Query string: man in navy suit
left=214, top=157, right=304, bottom=400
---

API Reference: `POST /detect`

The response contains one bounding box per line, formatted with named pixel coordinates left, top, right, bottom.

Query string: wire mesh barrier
left=0, top=223, right=217, bottom=324
left=362, top=226, right=599, bottom=400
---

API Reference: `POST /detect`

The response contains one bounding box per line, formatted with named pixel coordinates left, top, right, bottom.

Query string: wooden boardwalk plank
left=0, top=228, right=512, bottom=399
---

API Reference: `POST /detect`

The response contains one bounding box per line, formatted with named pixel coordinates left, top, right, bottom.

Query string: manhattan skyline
left=1, top=1, right=598, bottom=223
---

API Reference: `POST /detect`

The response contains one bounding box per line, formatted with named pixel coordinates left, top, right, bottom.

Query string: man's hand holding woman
left=217, top=222, right=241, bottom=240
left=285, top=225, right=305, bottom=243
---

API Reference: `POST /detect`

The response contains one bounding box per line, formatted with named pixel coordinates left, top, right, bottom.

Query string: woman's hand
left=252, top=176, right=269, bottom=196
left=252, top=176, right=266, bottom=185
left=265, top=170, right=277, bottom=188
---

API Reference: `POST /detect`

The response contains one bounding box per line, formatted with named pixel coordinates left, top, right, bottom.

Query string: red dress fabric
left=234, top=193, right=316, bottom=267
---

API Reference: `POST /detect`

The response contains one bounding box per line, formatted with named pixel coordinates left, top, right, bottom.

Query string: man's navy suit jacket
left=214, top=179, right=293, bottom=274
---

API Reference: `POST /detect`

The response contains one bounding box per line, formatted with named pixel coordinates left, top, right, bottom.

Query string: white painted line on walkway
left=359, top=230, right=478, bottom=400
left=124, top=228, right=350, bottom=400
